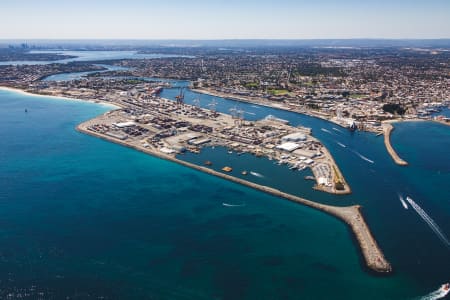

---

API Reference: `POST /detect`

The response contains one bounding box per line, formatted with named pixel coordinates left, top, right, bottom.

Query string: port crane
left=229, top=106, right=244, bottom=127
left=207, top=98, right=218, bottom=115
left=175, top=87, right=185, bottom=105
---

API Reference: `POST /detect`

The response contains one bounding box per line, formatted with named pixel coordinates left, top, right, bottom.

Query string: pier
left=77, top=120, right=392, bottom=274
left=383, top=123, right=408, bottom=166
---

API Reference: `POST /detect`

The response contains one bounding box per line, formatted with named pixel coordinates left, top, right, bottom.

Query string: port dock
left=77, top=120, right=392, bottom=274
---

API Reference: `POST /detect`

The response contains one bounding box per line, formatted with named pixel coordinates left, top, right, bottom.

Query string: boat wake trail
left=321, top=128, right=332, bottom=134
left=352, top=150, right=374, bottom=164
left=250, top=171, right=264, bottom=178
left=222, top=202, right=246, bottom=207
left=245, top=111, right=256, bottom=115
left=332, top=127, right=343, bottom=133
left=406, top=196, right=450, bottom=248
left=419, top=284, right=449, bottom=300
left=336, top=141, right=346, bottom=148
left=250, top=105, right=261, bottom=109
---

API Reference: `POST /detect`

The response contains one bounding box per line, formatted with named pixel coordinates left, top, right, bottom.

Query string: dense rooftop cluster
left=1, top=46, right=449, bottom=128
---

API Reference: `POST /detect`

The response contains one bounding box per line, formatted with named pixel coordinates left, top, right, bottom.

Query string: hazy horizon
left=1, top=0, right=449, bottom=40
left=2, top=38, right=450, bottom=49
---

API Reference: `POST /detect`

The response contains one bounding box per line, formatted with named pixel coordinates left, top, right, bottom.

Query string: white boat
left=263, top=114, right=289, bottom=124
left=250, top=171, right=264, bottom=178
left=399, top=195, right=408, bottom=209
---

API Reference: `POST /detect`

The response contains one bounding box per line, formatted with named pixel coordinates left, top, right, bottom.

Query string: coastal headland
left=77, top=116, right=392, bottom=274
left=383, top=123, right=408, bottom=166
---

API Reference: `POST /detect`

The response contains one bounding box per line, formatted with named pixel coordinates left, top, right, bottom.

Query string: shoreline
left=76, top=117, right=392, bottom=274
left=433, top=119, right=450, bottom=127
left=3, top=85, right=391, bottom=273
left=3, top=84, right=351, bottom=195
left=191, top=87, right=352, bottom=131
left=382, top=123, right=408, bottom=166
left=0, top=86, right=122, bottom=110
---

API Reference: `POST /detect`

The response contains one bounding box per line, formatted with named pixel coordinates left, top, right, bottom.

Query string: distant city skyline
left=1, top=0, right=449, bottom=39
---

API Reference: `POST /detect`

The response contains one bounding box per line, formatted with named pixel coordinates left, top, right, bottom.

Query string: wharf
left=77, top=119, right=392, bottom=274
left=383, top=123, right=408, bottom=166
left=191, top=87, right=378, bottom=133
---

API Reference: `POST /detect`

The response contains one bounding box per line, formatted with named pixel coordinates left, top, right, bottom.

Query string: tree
left=382, top=103, right=406, bottom=115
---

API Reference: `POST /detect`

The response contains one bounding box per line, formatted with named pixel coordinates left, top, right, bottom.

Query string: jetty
left=77, top=120, right=392, bottom=274
left=383, top=123, right=408, bottom=166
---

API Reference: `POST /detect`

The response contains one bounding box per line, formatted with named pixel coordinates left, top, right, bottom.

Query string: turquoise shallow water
left=0, top=89, right=449, bottom=299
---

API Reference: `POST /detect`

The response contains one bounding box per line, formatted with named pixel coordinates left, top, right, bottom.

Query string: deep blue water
left=0, top=88, right=449, bottom=299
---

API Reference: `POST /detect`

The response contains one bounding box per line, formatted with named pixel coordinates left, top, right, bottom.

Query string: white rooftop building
left=281, top=132, right=307, bottom=142
left=113, top=121, right=135, bottom=128
left=276, top=142, right=301, bottom=152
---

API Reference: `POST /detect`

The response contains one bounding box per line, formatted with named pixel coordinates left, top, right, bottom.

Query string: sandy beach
left=0, top=86, right=121, bottom=110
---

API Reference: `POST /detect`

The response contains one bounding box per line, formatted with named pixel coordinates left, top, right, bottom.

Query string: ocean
left=0, top=88, right=449, bottom=299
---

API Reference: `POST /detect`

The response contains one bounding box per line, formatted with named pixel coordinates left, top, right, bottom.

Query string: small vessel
left=221, top=166, right=232, bottom=172
left=227, top=150, right=233, bottom=154
left=223, top=202, right=245, bottom=207
left=150, top=86, right=163, bottom=95
left=241, top=170, right=248, bottom=175
left=204, top=160, right=212, bottom=166
left=399, top=195, right=408, bottom=209
left=263, top=114, right=289, bottom=125
left=25, top=108, right=28, bottom=113
left=441, top=283, right=449, bottom=292
left=420, top=282, right=450, bottom=300
left=250, top=171, right=264, bottom=178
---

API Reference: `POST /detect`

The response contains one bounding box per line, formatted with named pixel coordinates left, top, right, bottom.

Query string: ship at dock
left=150, top=86, right=163, bottom=96
left=348, top=120, right=357, bottom=131
left=263, top=114, right=290, bottom=125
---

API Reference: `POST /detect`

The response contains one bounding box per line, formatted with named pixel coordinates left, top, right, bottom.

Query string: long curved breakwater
left=383, top=123, right=408, bottom=166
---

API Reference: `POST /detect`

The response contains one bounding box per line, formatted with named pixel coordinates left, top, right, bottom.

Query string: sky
left=0, top=0, right=449, bottom=39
